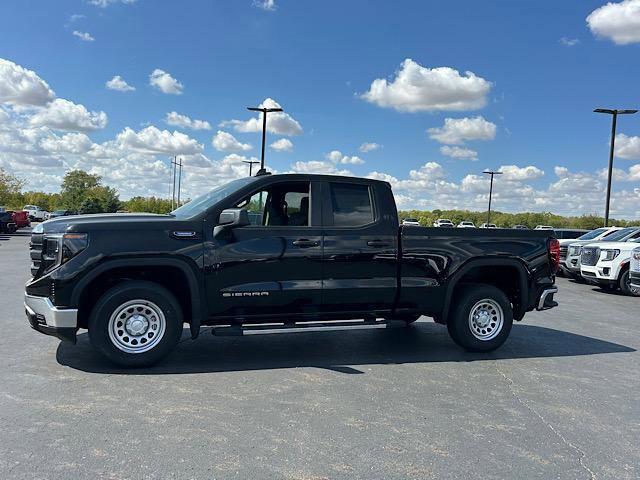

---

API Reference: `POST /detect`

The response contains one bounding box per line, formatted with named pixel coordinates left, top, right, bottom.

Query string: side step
left=212, top=319, right=408, bottom=336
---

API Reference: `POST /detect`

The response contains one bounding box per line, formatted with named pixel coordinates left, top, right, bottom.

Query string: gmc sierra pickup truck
left=25, top=174, right=559, bottom=367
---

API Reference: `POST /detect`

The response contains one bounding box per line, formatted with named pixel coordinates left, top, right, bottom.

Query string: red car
left=10, top=210, right=30, bottom=229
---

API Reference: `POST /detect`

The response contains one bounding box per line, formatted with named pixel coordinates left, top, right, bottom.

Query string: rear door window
left=329, top=183, right=374, bottom=227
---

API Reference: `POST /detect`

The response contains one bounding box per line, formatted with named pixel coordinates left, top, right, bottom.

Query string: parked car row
left=559, top=226, right=640, bottom=296
left=0, top=207, right=31, bottom=233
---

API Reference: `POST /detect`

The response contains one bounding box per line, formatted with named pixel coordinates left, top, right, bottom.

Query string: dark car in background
left=48, top=210, right=78, bottom=219
left=553, top=228, right=588, bottom=239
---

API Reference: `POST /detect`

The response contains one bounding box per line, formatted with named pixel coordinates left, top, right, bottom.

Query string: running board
left=211, top=319, right=407, bottom=336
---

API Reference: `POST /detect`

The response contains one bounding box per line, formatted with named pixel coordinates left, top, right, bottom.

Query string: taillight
left=548, top=238, right=560, bottom=273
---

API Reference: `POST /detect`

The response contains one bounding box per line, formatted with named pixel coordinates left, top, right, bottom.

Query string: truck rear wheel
left=447, top=284, right=513, bottom=352
left=88, top=281, right=183, bottom=367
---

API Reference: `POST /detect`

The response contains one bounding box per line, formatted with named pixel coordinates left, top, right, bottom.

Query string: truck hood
left=35, top=213, right=174, bottom=234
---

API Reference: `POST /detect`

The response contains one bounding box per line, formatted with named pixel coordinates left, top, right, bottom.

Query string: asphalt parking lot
left=1, top=230, right=638, bottom=480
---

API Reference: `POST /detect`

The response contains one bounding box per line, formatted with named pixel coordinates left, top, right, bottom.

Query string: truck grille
left=581, top=246, right=600, bottom=266
left=559, top=245, right=568, bottom=260
left=29, top=233, right=59, bottom=278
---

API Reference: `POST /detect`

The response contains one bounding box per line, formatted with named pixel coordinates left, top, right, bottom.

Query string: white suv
left=630, top=246, right=640, bottom=289
left=562, top=227, right=622, bottom=278
left=433, top=219, right=454, bottom=227
left=580, top=227, right=640, bottom=296
left=23, top=205, right=49, bottom=221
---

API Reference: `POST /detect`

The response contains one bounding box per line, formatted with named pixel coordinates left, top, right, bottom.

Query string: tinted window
left=604, top=228, right=637, bottom=242
left=330, top=183, right=373, bottom=227
left=235, top=182, right=310, bottom=227
left=578, top=228, right=607, bottom=240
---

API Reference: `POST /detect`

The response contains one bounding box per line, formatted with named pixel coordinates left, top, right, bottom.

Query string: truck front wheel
left=619, top=270, right=640, bottom=297
left=88, top=281, right=183, bottom=367
left=447, top=284, right=513, bottom=352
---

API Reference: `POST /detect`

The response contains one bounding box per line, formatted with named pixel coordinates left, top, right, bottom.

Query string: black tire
left=88, top=280, right=183, bottom=367
left=447, top=284, right=513, bottom=352
left=619, top=270, right=640, bottom=297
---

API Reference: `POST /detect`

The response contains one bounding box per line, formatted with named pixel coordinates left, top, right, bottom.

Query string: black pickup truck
left=25, top=173, right=559, bottom=367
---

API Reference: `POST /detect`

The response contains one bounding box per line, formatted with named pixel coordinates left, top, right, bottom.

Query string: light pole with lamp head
left=242, top=159, right=259, bottom=177
left=483, top=170, right=503, bottom=226
left=247, top=106, right=283, bottom=176
left=593, top=108, right=638, bottom=227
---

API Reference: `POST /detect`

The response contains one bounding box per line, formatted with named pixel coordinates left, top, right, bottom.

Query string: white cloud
left=498, top=165, right=544, bottom=181
left=40, top=132, right=93, bottom=154
left=361, top=58, right=492, bottom=112
left=587, top=0, right=640, bottom=45
left=29, top=98, right=107, bottom=131
left=212, top=130, right=252, bottom=152
left=69, top=14, right=85, bottom=22
left=166, top=111, right=211, bottom=131
left=0, top=58, right=55, bottom=106
left=615, top=133, right=640, bottom=159
left=290, top=161, right=352, bottom=176
left=598, top=164, right=640, bottom=181
left=73, top=31, right=95, bottom=42
left=359, top=142, right=381, bottom=152
left=326, top=150, right=365, bottom=165
left=149, top=69, right=183, bottom=95
left=440, top=145, right=478, bottom=160
left=559, top=37, right=580, bottom=46
left=367, top=171, right=398, bottom=183
left=220, top=98, right=302, bottom=136
left=254, top=0, right=276, bottom=10
left=106, top=75, right=135, bottom=92
left=88, top=0, right=137, bottom=7
left=427, top=116, right=497, bottom=145
left=270, top=138, right=293, bottom=151
left=117, top=125, right=202, bottom=155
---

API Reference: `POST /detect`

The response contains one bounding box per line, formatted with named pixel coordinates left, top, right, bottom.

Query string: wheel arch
left=441, top=258, right=529, bottom=324
left=72, top=257, right=205, bottom=338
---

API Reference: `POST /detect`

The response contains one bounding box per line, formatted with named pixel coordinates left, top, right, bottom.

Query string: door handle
left=367, top=240, right=391, bottom=248
left=293, top=238, right=319, bottom=248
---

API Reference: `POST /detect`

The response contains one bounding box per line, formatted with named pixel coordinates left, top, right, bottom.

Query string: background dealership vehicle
left=535, top=225, right=554, bottom=230
left=630, top=246, right=640, bottom=289
left=48, top=209, right=78, bottom=219
left=457, top=221, right=475, bottom=228
left=553, top=228, right=588, bottom=239
left=563, top=227, right=622, bottom=279
left=23, top=205, right=48, bottom=221
left=479, top=223, right=497, bottom=229
left=512, top=225, right=528, bottom=230
left=433, top=218, right=454, bottom=227
left=401, top=218, right=420, bottom=226
left=25, top=173, right=559, bottom=367
left=580, top=227, right=640, bottom=296
left=0, top=209, right=17, bottom=233
left=10, top=210, right=30, bottom=230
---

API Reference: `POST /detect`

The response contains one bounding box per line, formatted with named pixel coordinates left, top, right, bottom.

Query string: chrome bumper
left=24, top=294, right=78, bottom=328
left=537, top=287, right=558, bottom=311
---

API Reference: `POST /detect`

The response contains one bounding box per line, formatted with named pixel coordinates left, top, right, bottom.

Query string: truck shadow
left=56, top=322, right=635, bottom=375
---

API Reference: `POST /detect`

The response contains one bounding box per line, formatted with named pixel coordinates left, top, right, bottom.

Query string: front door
left=206, top=180, right=323, bottom=320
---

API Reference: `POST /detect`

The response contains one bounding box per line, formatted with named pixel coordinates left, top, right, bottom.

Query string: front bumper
left=536, top=287, right=558, bottom=311
left=24, top=294, right=78, bottom=343
left=580, top=264, right=617, bottom=284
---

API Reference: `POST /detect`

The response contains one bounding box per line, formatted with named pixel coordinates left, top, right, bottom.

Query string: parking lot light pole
left=483, top=170, right=502, bottom=225
left=247, top=106, right=283, bottom=176
left=593, top=108, right=638, bottom=227
left=242, top=159, right=259, bottom=177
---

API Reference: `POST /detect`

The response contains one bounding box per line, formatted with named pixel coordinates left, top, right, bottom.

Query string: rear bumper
left=536, top=287, right=558, bottom=311
left=24, top=294, right=77, bottom=343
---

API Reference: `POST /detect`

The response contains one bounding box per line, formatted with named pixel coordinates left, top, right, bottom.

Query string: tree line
left=2, top=167, right=639, bottom=227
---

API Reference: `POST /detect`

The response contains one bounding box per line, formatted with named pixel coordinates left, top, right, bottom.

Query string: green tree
left=124, top=196, right=174, bottom=214
left=60, top=170, right=101, bottom=211
left=79, top=197, right=103, bottom=214
left=0, top=168, right=25, bottom=207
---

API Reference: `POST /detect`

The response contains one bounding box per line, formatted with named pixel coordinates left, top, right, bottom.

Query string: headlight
left=601, top=249, right=620, bottom=261
left=633, top=250, right=640, bottom=261
left=61, top=233, right=88, bottom=264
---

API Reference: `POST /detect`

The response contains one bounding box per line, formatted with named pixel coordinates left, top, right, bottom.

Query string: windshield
left=171, top=177, right=259, bottom=218
left=602, top=227, right=638, bottom=242
left=577, top=228, right=607, bottom=240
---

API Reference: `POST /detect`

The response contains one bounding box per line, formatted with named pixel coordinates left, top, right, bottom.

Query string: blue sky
left=1, top=0, right=639, bottom=217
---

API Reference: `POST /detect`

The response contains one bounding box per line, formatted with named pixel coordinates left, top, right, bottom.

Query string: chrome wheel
left=108, top=299, right=166, bottom=354
left=468, top=299, right=504, bottom=341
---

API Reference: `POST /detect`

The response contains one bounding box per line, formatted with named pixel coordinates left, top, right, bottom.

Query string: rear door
left=320, top=180, right=398, bottom=315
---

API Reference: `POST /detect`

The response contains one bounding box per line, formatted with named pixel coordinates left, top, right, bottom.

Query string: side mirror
left=214, top=208, right=250, bottom=237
